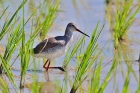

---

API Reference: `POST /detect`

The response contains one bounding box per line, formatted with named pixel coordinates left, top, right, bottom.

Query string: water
left=0, top=0, right=140, bottom=93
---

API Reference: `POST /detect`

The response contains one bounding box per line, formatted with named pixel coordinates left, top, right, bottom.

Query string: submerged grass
left=105, top=1, right=140, bottom=92
left=0, top=0, right=27, bottom=74
left=0, top=0, right=60, bottom=91
left=0, top=22, right=23, bottom=89
left=70, top=22, right=104, bottom=93
left=106, top=0, right=140, bottom=49
left=0, top=1, right=28, bottom=91
left=114, top=1, right=140, bottom=49
left=19, top=0, right=61, bottom=89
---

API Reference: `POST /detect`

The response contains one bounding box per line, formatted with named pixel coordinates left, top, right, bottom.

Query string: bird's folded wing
left=33, top=38, right=65, bottom=54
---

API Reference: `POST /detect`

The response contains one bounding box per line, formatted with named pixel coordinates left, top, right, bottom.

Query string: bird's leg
left=43, top=60, right=50, bottom=80
left=43, top=60, right=48, bottom=69
left=46, top=61, right=50, bottom=71
left=43, top=60, right=50, bottom=71
left=43, top=60, right=65, bottom=71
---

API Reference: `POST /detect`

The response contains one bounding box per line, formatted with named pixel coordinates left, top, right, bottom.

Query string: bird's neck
left=63, top=28, right=73, bottom=45
left=64, top=28, right=73, bottom=39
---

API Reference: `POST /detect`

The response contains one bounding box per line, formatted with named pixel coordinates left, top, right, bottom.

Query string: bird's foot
left=48, top=67, right=65, bottom=72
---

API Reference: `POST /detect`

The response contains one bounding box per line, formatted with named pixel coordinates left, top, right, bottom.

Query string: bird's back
left=33, top=35, right=73, bottom=59
left=33, top=37, right=65, bottom=54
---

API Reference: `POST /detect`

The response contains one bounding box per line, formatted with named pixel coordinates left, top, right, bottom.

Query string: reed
left=36, top=0, right=60, bottom=40
left=106, top=0, right=140, bottom=49
left=63, top=36, right=85, bottom=70
left=70, top=22, right=104, bottom=93
left=19, top=0, right=61, bottom=88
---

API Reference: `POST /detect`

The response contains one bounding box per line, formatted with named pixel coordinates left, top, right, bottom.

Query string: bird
left=33, top=22, right=89, bottom=71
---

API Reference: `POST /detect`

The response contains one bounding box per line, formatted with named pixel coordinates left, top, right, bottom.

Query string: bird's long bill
left=76, top=28, right=90, bottom=37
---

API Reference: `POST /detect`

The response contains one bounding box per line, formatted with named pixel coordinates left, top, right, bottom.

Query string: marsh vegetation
left=0, top=0, right=140, bottom=93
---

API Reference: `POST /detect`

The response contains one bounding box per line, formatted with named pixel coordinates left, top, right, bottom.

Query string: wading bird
left=33, top=23, right=89, bottom=71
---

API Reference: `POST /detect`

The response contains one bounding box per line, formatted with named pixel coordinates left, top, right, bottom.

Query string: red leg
left=46, top=61, right=50, bottom=71
left=43, top=60, right=49, bottom=69
left=43, top=60, right=50, bottom=71
left=43, top=60, right=65, bottom=71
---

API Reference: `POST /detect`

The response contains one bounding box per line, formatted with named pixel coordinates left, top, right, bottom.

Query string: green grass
left=114, top=1, right=139, bottom=49
left=105, top=1, right=140, bottom=92
left=70, top=22, right=104, bottom=93
left=19, top=0, right=61, bottom=88
left=63, top=36, right=86, bottom=70
left=0, top=1, right=28, bottom=91
left=0, top=0, right=140, bottom=93
left=89, top=58, right=103, bottom=93
left=122, top=70, right=130, bottom=93
left=106, top=0, right=140, bottom=49
left=0, top=76, right=9, bottom=93
left=96, top=59, right=117, bottom=93
left=0, top=0, right=61, bottom=92
left=0, top=0, right=27, bottom=41
left=34, top=0, right=60, bottom=40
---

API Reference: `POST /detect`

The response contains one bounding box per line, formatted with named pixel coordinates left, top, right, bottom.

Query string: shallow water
left=0, top=0, right=140, bottom=93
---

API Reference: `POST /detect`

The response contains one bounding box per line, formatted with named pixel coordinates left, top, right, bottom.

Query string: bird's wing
left=33, top=37, right=65, bottom=54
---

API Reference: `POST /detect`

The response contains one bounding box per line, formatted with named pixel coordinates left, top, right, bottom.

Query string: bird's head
left=66, top=22, right=89, bottom=37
